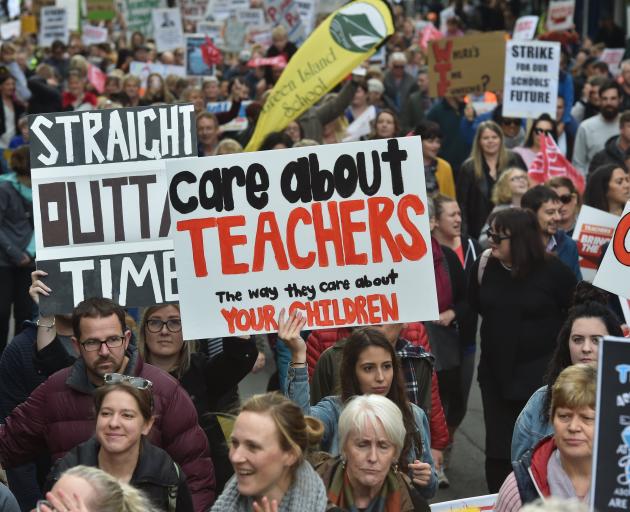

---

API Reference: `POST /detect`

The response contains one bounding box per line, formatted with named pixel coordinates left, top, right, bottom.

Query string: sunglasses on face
left=557, top=193, right=574, bottom=204
left=534, top=127, right=552, bottom=136
left=485, top=229, right=510, bottom=244
left=501, top=119, right=520, bottom=126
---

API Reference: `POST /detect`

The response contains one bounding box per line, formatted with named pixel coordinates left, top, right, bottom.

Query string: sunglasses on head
left=485, top=229, right=510, bottom=245
left=534, top=127, right=552, bottom=136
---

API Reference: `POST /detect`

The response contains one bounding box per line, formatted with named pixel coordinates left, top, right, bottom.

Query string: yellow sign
left=245, top=0, right=394, bottom=151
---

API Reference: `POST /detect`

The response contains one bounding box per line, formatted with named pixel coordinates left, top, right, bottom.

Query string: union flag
left=528, top=134, right=585, bottom=194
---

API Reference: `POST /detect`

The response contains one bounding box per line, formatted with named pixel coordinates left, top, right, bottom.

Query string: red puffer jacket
left=0, top=353, right=215, bottom=511
left=306, top=323, right=450, bottom=450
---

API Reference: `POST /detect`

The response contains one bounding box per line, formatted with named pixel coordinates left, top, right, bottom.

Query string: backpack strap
left=477, top=248, right=492, bottom=285
left=168, top=462, right=180, bottom=512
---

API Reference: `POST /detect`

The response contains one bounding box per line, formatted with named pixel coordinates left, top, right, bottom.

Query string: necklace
left=500, top=261, right=512, bottom=271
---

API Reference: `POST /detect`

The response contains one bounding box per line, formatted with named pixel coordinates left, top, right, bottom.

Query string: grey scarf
left=211, top=460, right=328, bottom=512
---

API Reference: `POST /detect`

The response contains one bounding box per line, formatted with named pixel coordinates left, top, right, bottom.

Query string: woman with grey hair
left=315, top=395, right=430, bottom=512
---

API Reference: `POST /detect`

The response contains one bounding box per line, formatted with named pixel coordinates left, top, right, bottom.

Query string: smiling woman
left=45, top=380, right=194, bottom=512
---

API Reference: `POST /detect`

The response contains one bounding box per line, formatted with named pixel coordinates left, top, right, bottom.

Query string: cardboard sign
left=30, top=105, right=197, bottom=314
left=593, top=201, right=630, bottom=299
left=124, top=0, right=164, bottom=36
left=572, top=206, right=619, bottom=282
left=600, top=48, right=626, bottom=77
left=86, top=0, right=115, bottom=21
left=590, top=336, right=630, bottom=511
left=265, top=0, right=304, bottom=45
left=186, top=35, right=215, bottom=76
left=152, top=8, right=185, bottom=52
left=427, top=32, right=506, bottom=98
left=21, top=15, right=38, bottom=35
left=39, top=7, right=68, bottom=47
left=503, top=40, right=560, bottom=119
left=166, top=137, right=439, bottom=339
left=0, top=20, right=21, bottom=40
left=82, top=24, right=108, bottom=45
left=29, top=104, right=197, bottom=169
left=512, top=15, right=539, bottom=40
left=129, top=61, right=186, bottom=88
left=546, top=0, right=574, bottom=32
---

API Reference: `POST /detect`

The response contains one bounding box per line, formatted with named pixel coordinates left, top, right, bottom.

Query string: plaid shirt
left=396, top=337, right=434, bottom=406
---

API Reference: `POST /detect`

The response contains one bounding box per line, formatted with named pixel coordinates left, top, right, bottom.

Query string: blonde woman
left=456, top=121, right=527, bottom=238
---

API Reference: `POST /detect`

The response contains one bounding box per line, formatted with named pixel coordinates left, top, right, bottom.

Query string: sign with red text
left=546, top=0, right=574, bottom=32
left=166, top=137, right=439, bottom=339
left=572, top=206, right=619, bottom=282
left=593, top=201, right=630, bottom=299
left=600, top=48, right=625, bottom=77
left=512, top=15, right=538, bottom=40
left=427, top=31, right=505, bottom=98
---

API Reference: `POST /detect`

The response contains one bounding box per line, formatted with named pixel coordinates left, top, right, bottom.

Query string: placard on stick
left=591, top=336, right=630, bottom=511
left=427, top=31, right=506, bottom=98
left=29, top=104, right=197, bottom=313
left=166, top=137, right=439, bottom=339
left=593, top=201, right=630, bottom=299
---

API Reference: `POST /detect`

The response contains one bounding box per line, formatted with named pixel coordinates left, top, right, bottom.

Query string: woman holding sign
left=469, top=208, right=576, bottom=492
left=495, top=364, right=596, bottom=511
left=279, top=316, right=437, bottom=499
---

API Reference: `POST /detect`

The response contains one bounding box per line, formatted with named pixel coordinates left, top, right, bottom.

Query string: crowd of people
left=0, top=1, right=629, bottom=511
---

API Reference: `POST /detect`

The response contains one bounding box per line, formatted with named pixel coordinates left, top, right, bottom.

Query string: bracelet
left=289, top=360, right=307, bottom=368
left=36, top=317, right=55, bottom=329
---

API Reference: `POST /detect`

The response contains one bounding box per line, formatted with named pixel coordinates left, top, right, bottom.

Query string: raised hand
left=277, top=308, right=307, bottom=361
left=29, top=270, right=51, bottom=306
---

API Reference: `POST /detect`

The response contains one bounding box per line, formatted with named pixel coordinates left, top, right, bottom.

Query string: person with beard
left=572, top=81, right=621, bottom=176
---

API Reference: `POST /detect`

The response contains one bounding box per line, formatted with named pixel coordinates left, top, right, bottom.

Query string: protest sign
left=129, top=61, right=186, bottom=88
left=591, top=336, right=630, bottom=511
left=546, top=0, right=574, bottom=32
left=237, top=8, right=265, bottom=27
left=593, top=201, right=630, bottom=299
left=7, top=0, right=19, bottom=18
left=124, top=0, right=164, bottom=35
left=56, top=0, right=79, bottom=32
left=39, top=7, right=68, bottom=48
left=86, top=0, right=115, bottom=21
left=427, top=32, right=506, bottom=98
left=87, top=63, right=106, bottom=93
left=439, top=5, right=455, bottom=34
left=206, top=100, right=251, bottom=131
left=186, top=35, right=216, bottom=76
left=248, top=24, right=273, bottom=47
left=297, top=0, right=316, bottom=35
left=600, top=48, right=625, bottom=77
left=265, top=0, right=304, bottom=45
left=30, top=105, right=197, bottom=314
left=247, top=55, right=287, bottom=68
left=572, top=206, right=619, bottom=282
left=245, top=0, right=394, bottom=151
left=502, top=40, right=560, bottom=119
left=82, top=24, right=109, bottom=45
left=21, top=15, right=38, bottom=35
left=166, top=136, right=439, bottom=339
left=430, top=494, right=497, bottom=512
left=512, top=15, right=538, bottom=40
left=197, top=21, right=224, bottom=46
left=0, top=20, right=21, bottom=40
left=180, top=0, right=207, bottom=32
left=152, top=8, right=185, bottom=52
left=29, top=104, right=197, bottom=168
left=223, top=16, right=247, bottom=54
left=205, top=0, right=234, bottom=22
left=342, top=105, right=376, bottom=142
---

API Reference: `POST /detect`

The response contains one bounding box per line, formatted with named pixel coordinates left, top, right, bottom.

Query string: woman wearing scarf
left=316, top=395, right=429, bottom=512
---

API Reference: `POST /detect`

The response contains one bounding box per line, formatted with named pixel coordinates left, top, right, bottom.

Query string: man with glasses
left=383, top=52, right=418, bottom=115
left=589, top=110, right=630, bottom=174
left=0, top=297, right=216, bottom=510
left=521, top=185, right=582, bottom=280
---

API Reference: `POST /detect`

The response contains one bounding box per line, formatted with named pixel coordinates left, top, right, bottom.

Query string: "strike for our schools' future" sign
left=166, top=137, right=439, bottom=339
left=29, top=104, right=197, bottom=314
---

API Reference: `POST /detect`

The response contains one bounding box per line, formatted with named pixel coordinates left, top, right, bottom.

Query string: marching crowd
left=0, top=1, right=628, bottom=511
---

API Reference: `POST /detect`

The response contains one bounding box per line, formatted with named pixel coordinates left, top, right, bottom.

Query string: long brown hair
left=471, top=120, right=510, bottom=181
left=339, top=327, right=422, bottom=471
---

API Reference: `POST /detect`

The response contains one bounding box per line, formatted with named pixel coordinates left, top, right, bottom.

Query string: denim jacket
left=511, top=386, right=554, bottom=462
left=286, top=365, right=437, bottom=499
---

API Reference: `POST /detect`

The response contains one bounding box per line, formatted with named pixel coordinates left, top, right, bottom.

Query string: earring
left=391, top=463, right=399, bottom=474
left=341, top=457, right=347, bottom=469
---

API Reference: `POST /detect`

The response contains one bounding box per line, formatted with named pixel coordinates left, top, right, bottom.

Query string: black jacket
left=0, top=180, right=33, bottom=267
left=0, top=99, right=24, bottom=141
left=456, top=151, right=527, bottom=239
left=46, top=436, right=193, bottom=512
left=588, top=135, right=626, bottom=174
left=27, top=76, right=62, bottom=114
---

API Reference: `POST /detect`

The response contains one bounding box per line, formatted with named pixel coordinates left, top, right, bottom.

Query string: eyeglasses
left=104, top=373, right=153, bottom=390
left=534, top=128, right=552, bottom=136
left=558, top=193, right=574, bottom=204
left=485, top=229, right=511, bottom=244
left=510, top=174, right=528, bottom=182
left=80, top=335, right=125, bottom=352
left=146, top=318, right=182, bottom=333
left=501, top=119, right=520, bottom=126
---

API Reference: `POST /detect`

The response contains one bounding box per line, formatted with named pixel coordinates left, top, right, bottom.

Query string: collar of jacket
left=65, top=344, right=140, bottom=394
left=522, top=435, right=556, bottom=498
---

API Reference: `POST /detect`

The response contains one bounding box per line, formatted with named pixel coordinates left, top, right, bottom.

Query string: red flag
left=87, top=64, right=105, bottom=94
left=528, top=134, right=585, bottom=194
left=200, top=36, right=222, bottom=67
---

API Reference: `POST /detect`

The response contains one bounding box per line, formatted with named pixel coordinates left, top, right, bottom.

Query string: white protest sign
left=572, top=206, right=619, bottom=282
left=342, top=105, right=376, bottom=142
left=166, top=137, right=439, bottom=339
left=39, top=7, right=69, bottom=47
left=0, top=20, right=21, bottom=40
left=439, top=5, right=455, bottom=34
left=152, top=8, right=185, bottom=52
left=512, top=15, right=538, bottom=40
left=297, top=0, right=316, bottom=35
left=205, top=0, right=233, bottom=22
left=430, top=494, right=497, bottom=512
left=237, top=8, right=265, bottom=27
left=593, top=201, right=630, bottom=299
left=56, top=0, right=79, bottom=32
left=503, top=40, right=560, bottom=119
left=7, top=0, right=19, bottom=18
left=129, top=61, right=186, bottom=87
left=600, top=48, right=625, bottom=77
left=197, top=21, right=224, bottom=46
left=82, top=24, right=109, bottom=45
left=265, top=0, right=304, bottom=44
left=546, top=0, right=574, bottom=32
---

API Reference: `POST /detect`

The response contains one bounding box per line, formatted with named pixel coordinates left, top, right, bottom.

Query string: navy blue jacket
left=553, top=230, right=582, bottom=281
